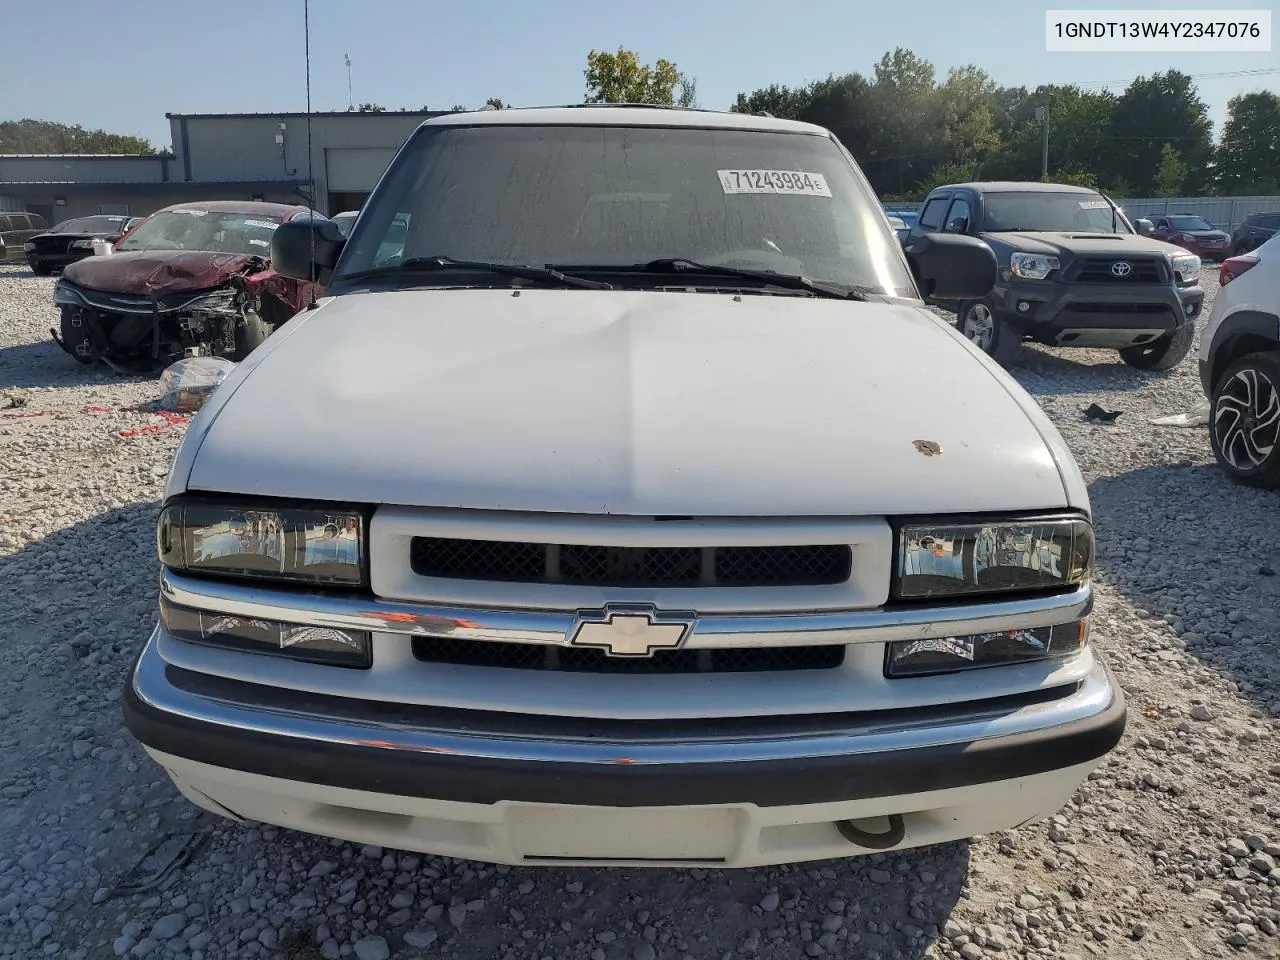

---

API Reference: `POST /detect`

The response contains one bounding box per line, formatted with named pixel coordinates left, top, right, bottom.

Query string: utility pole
left=1035, top=104, right=1049, bottom=180
left=344, top=53, right=353, bottom=111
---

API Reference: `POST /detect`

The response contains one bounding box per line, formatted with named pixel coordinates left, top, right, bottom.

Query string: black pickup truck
left=905, top=181, right=1205, bottom=370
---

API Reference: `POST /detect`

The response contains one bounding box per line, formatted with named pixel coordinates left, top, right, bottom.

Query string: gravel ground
left=1, top=263, right=1278, bottom=960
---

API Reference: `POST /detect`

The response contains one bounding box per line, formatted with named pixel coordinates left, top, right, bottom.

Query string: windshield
left=52, top=216, right=126, bottom=235
left=335, top=123, right=914, bottom=297
left=1167, top=216, right=1215, bottom=231
left=982, top=192, right=1128, bottom=234
left=115, top=210, right=285, bottom=254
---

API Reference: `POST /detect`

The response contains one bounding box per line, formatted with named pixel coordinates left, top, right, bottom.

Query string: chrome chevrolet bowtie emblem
left=1110, top=260, right=1132, bottom=277
left=570, top=606, right=693, bottom=657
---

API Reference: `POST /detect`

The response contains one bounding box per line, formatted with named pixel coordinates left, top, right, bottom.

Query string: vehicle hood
left=60, top=249, right=263, bottom=295
left=31, top=229, right=122, bottom=243
left=980, top=231, right=1186, bottom=258
left=1179, top=230, right=1230, bottom=241
left=181, top=289, right=1073, bottom=516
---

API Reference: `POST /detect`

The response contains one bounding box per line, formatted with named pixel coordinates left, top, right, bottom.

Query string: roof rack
left=755, top=110, right=776, bottom=118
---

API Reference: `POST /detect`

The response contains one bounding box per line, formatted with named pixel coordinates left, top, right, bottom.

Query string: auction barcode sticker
left=718, top=170, right=832, bottom=197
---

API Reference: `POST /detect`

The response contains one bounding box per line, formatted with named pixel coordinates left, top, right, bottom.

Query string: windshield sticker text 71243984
left=718, top=170, right=832, bottom=197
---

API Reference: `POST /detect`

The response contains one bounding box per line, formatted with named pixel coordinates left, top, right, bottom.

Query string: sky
left=5, top=0, right=1277, bottom=151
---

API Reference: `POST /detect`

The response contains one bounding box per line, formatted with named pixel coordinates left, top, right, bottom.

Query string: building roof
left=418, top=105, right=830, bottom=135
left=0, top=153, right=169, bottom=159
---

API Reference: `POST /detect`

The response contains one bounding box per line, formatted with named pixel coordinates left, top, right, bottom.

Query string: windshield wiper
left=616, top=258, right=870, bottom=300
left=339, top=256, right=611, bottom=290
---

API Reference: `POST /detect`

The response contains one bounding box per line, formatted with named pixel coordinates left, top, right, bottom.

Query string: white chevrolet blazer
left=124, top=106, right=1125, bottom=868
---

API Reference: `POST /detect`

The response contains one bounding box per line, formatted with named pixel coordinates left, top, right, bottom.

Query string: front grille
left=408, top=538, right=852, bottom=587
left=1071, top=258, right=1165, bottom=283
left=411, top=636, right=845, bottom=673
left=32, top=238, right=74, bottom=256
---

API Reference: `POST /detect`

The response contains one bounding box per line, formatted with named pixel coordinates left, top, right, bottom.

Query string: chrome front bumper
left=124, top=627, right=1125, bottom=809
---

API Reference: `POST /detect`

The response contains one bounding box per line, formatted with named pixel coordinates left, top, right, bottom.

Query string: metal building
left=0, top=110, right=446, bottom=225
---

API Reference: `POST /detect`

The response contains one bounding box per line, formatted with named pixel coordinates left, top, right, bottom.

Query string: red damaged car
left=52, top=201, right=325, bottom=373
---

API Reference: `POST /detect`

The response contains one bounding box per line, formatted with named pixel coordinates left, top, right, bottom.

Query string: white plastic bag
left=159, top=357, right=236, bottom=413
left=1150, top=398, right=1210, bottom=428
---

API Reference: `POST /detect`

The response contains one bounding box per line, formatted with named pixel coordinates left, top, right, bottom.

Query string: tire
left=956, top=299, right=1021, bottom=366
left=229, top=308, right=271, bottom=361
left=1209, top=351, right=1280, bottom=489
left=29, top=262, right=52, bottom=276
left=58, top=305, right=95, bottom=365
left=1118, top=321, right=1194, bottom=371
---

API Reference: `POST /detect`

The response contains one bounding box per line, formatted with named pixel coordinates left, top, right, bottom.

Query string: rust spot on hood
left=912, top=440, right=942, bottom=457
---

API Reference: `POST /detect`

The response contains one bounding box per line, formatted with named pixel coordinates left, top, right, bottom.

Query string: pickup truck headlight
left=157, top=499, right=367, bottom=586
left=885, top=620, right=1088, bottom=677
left=70, top=239, right=95, bottom=250
left=894, top=516, right=1092, bottom=601
left=23, top=242, right=36, bottom=252
left=1170, top=253, right=1201, bottom=281
left=1009, top=252, right=1060, bottom=280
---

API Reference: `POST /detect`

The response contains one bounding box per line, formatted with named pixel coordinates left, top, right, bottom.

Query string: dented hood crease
left=183, top=289, right=1069, bottom=516
left=61, top=250, right=263, bottom=296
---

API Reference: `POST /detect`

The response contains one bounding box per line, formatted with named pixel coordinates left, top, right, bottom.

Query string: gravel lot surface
left=1, top=263, right=1278, bottom=960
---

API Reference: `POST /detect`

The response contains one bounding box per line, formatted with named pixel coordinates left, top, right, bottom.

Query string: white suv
left=123, top=107, right=1124, bottom=868
left=1199, top=233, right=1280, bottom=487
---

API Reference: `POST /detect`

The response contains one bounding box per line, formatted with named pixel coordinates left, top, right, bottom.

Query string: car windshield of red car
left=114, top=210, right=285, bottom=255
left=1167, top=216, right=1215, bottom=231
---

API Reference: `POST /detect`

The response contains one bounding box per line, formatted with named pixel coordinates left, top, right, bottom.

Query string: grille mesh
left=409, top=538, right=852, bottom=587
left=1072, top=258, right=1165, bottom=283
left=411, top=636, right=845, bottom=674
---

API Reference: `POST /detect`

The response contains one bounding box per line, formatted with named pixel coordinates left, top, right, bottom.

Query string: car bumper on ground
left=996, top=280, right=1203, bottom=349
left=124, top=627, right=1126, bottom=867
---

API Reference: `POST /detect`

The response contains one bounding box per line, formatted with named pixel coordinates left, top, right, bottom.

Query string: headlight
left=895, top=516, right=1092, bottom=600
left=159, top=596, right=371, bottom=668
left=157, top=499, right=367, bottom=586
left=885, top=620, right=1088, bottom=677
left=1009, top=252, right=1060, bottom=280
left=70, top=239, right=94, bottom=250
left=53, top=280, right=84, bottom=306
left=1171, top=253, right=1201, bottom=280
left=23, top=242, right=36, bottom=252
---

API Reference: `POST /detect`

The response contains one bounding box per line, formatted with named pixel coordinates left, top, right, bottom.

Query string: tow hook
left=836, top=814, right=906, bottom=849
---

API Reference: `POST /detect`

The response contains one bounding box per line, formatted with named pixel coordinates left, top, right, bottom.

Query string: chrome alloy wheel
left=1214, top=366, right=1280, bottom=471
left=961, top=302, right=995, bottom=353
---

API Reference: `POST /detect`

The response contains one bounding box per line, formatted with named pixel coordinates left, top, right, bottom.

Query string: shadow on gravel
left=0, top=264, right=37, bottom=279
left=1088, top=462, right=1280, bottom=717
left=3, top=503, right=973, bottom=959
left=1011, top=348, right=1172, bottom=397
left=0, top=339, right=134, bottom=389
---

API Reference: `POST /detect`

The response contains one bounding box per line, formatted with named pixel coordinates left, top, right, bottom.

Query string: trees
left=356, top=103, right=386, bottom=113
left=1105, top=71, right=1212, bottom=194
left=0, top=119, right=155, bottom=154
left=1153, top=144, right=1189, bottom=197
left=1216, top=92, right=1280, bottom=195
left=584, top=48, right=681, bottom=105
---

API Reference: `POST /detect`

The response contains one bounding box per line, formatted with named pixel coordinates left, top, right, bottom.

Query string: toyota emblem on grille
left=570, top=605, right=694, bottom=657
left=1110, top=260, right=1132, bottom=277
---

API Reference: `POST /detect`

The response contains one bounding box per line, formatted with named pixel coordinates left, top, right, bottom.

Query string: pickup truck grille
left=411, top=636, right=845, bottom=673
left=408, top=538, right=852, bottom=588
left=1070, top=258, right=1166, bottom=283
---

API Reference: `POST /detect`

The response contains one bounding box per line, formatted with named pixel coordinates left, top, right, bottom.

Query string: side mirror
left=906, top=233, right=996, bottom=300
left=271, top=215, right=346, bottom=283
left=1135, top=218, right=1153, bottom=235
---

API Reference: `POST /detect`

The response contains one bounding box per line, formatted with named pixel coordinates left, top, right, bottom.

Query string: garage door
left=325, top=148, right=397, bottom=193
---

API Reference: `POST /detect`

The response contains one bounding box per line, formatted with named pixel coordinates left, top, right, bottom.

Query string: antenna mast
left=344, top=53, right=353, bottom=111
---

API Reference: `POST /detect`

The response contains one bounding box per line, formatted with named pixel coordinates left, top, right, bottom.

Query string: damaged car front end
left=53, top=269, right=271, bottom=373
left=50, top=202, right=322, bottom=373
